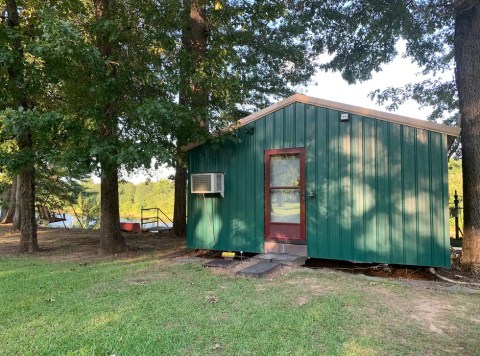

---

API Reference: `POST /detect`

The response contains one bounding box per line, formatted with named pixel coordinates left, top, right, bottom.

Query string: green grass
left=0, top=256, right=479, bottom=355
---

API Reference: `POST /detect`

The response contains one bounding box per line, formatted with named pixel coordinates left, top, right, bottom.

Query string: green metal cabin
left=186, top=94, right=461, bottom=268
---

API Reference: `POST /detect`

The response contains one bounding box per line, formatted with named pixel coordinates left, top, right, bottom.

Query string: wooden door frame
left=264, top=148, right=306, bottom=244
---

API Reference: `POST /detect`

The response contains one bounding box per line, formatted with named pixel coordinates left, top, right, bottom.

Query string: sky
left=121, top=161, right=175, bottom=184
left=121, top=49, right=454, bottom=184
left=305, top=53, right=441, bottom=120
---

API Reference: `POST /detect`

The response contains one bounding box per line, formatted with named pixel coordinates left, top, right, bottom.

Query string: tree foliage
left=302, top=0, right=457, bottom=123
left=0, top=0, right=180, bottom=252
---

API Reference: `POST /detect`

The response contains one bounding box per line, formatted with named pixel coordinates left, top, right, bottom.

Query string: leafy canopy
left=302, top=0, right=457, bottom=123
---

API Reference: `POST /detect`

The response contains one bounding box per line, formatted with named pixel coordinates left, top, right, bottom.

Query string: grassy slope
left=0, top=257, right=478, bottom=355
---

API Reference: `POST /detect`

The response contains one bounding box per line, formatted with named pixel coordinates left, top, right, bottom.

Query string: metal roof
left=184, top=94, right=461, bottom=151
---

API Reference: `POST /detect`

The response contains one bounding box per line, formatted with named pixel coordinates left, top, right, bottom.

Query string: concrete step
left=236, top=261, right=282, bottom=278
left=264, top=242, right=307, bottom=256
left=253, top=252, right=307, bottom=266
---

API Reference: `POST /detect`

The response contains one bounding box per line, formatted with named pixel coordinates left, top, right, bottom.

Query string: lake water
left=47, top=214, right=172, bottom=229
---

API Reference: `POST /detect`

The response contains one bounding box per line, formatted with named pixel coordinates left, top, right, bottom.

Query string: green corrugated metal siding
left=187, top=102, right=451, bottom=267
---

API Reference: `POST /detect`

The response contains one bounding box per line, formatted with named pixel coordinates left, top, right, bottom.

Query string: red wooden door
left=264, top=148, right=306, bottom=244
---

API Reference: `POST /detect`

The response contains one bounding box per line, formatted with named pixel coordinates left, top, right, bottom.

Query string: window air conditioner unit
left=191, top=173, right=224, bottom=197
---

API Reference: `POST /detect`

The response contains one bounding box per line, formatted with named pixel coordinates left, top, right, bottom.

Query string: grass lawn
left=1, top=256, right=479, bottom=356
left=0, top=226, right=479, bottom=355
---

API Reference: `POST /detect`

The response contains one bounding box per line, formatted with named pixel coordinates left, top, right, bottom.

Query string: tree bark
left=18, top=134, right=38, bottom=253
left=0, top=184, right=11, bottom=222
left=172, top=151, right=187, bottom=237
left=6, top=0, right=37, bottom=250
left=454, top=0, right=480, bottom=271
left=13, top=175, right=21, bottom=229
left=6, top=0, right=22, bottom=231
left=94, top=0, right=126, bottom=253
left=2, top=177, right=16, bottom=224
left=180, top=0, right=209, bottom=126
left=173, top=0, right=208, bottom=237
left=99, top=157, right=126, bottom=253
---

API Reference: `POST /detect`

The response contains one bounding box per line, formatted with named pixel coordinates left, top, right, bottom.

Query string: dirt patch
left=0, top=223, right=187, bottom=263
left=365, top=279, right=457, bottom=335
left=125, top=271, right=172, bottom=285
left=305, top=258, right=436, bottom=281
left=285, top=267, right=472, bottom=340
left=409, top=296, right=454, bottom=334
left=125, top=262, right=175, bottom=285
left=284, top=276, right=339, bottom=296
left=295, top=295, right=309, bottom=306
left=207, top=259, right=257, bottom=277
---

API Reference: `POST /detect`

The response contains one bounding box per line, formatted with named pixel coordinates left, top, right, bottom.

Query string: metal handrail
left=140, top=207, right=172, bottom=229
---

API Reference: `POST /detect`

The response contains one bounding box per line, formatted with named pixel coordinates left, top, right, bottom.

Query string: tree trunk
left=2, top=177, right=16, bottom=224
left=99, top=158, right=126, bottom=253
left=13, top=175, right=21, bottom=229
left=172, top=152, right=187, bottom=237
left=18, top=138, right=38, bottom=253
left=454, top=0, right=480, bottom=271
left=6, top=0, right=21, bottom=231
left=0, top=184, right=11, bottom=222
left=94, top=0, right=126, bottom=253
left=6, top=0, right=37, bottom=250
left=173, top=0, right=208, bottom=237
left=181, top=0, right=209, bottom=127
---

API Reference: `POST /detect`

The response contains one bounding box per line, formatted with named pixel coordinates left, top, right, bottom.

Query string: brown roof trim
left=184, top=94, right=461, bottom=151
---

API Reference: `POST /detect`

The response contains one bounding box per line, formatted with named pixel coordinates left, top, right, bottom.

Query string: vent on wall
left=191, top=173, right=224, bottom=197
